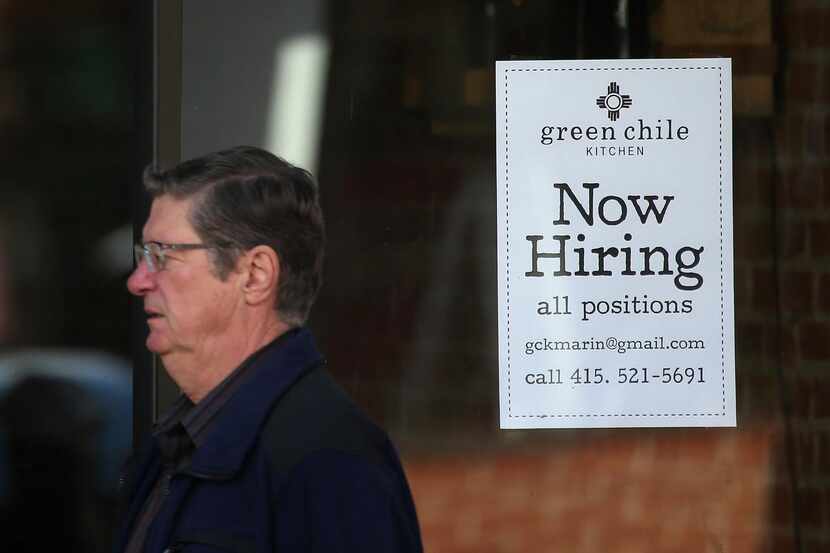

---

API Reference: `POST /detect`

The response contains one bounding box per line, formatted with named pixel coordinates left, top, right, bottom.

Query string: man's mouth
left=146, top=310, right=163, bottom=319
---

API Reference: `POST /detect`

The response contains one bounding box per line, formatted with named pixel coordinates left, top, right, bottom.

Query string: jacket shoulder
left=261, top=366, right=393, bottom=477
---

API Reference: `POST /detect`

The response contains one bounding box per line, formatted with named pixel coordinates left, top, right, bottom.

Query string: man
left=118, top=146, right=423, bottom=553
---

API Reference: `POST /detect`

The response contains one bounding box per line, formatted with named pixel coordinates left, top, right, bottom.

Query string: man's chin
left=145, top=334, right=171, bottom=356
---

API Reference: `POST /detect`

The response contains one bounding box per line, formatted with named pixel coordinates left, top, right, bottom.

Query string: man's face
left=127, top=195, right=241, bottom=360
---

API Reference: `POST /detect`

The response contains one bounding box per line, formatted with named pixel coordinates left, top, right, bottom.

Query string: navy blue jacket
left=115, top=329, right=423, bottom=553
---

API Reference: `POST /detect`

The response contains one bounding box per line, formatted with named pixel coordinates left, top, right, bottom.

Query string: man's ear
left=239, top=245, right=279, bottom=306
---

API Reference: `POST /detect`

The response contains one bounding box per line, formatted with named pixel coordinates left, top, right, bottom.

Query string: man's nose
left=127, top=260, right=155, bottom=296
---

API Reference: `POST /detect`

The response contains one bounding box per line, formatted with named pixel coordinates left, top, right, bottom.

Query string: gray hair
left=143, top=146, right=325, bottom=326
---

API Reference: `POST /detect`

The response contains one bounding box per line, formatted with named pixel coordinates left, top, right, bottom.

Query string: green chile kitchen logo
left=596, top=82, right=632, bottom=121
left=540, top=81, right=690, bottom=158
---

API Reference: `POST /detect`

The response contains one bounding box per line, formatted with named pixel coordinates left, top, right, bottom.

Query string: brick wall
left=407, top=429, right=776, bottom=553
left=772, top=0, right=830, bottom=549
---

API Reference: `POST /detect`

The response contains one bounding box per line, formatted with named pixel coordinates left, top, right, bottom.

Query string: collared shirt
left=124, top=330, right=299, bottom=553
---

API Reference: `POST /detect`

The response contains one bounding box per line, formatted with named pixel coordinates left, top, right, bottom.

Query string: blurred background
left=0, top=0, right=828, bottom=551
left=0, top=2, right=132, bottom=551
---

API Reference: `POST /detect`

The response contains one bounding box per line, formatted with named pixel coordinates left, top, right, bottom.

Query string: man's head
left=127, top=146, right=324, bottom=393
left=141, top=146, right=324, bottom=325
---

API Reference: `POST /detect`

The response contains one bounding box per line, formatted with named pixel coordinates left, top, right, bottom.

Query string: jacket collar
left=185, top=327, right=323, bottom=478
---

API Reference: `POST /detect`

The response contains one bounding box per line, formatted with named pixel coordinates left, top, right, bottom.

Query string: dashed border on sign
left=502, top=64, right=728, bottom=419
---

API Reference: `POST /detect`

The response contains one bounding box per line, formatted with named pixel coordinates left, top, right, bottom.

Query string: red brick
left=811, top=430, right=830, bottom=476
left=791, top=379, right=819, bottom=420
left=790, top=376, right=830, bottom=418
left=804, top=0, right=830, bottom=9
left=734, top=163, right=759, bottom=207
left=806, top=17, right=830, bottom=47
left=785, top=61, right=820, bottom=104
left=765, top=321, right=783, bottom=361
left=794, top=169, right=823, bottom=206
left=797, top=487, right=825, bottom=529
left=737, top=321, right=766, bottom=358
left=779, top=220, right=808, bottom=259
left=771, top=532, right=798, bottom=553
left=780, top=270, right=815, bottom=315
left=825, top=114, right=830, bottom=161
left=736, top=164, right=774, bottom=209
left=793, top=424, right=820, bottom=472
left=780, top=326, right=798, bottom=366
left=406, top=434, right=805, bottom=553
left=781, top=166, right=822, bottom=208
left=752, top=267, right=778, bottom=311
left=734, top=264, right=751, bottom=311
left=735, top=119, right=774, bottom=161
left=798, top=321, right=830, bottom=360
left=736, top=220, right=774, bottom=261
left=744, top=374, right=781, bottom=414
left=788, top=10, right=830, bottom=50
left=819, top=273, right=830, bottom=313
left=802, top=536, right=830, bottom=552
left=805, top=115, right=825, bottom=157
left=812, top=382, right=830, bottom=419
left=771, top=446, right=793, bottom=483
left=771, top=488, right=796, bottom=537
left=774, top=114, right=804, bottom=160
left=754, top=166, right=774, bottom=201
left=810, top=220, right=830, bottom=257
left=823, top=171, right=830, bottom=207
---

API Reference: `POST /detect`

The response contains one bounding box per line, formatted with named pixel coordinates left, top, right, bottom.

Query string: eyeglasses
left=133, top=241, right=212, bottom=272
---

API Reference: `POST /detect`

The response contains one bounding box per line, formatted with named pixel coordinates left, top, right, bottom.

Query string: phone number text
left=524, top=367, right=705, bottom=385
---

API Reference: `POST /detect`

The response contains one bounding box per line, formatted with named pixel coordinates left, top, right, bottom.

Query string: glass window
left=168, top=1, right=830, bottom=550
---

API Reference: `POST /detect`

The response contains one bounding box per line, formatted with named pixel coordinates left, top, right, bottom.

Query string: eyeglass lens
left=134, top=244, right=162, bottom=272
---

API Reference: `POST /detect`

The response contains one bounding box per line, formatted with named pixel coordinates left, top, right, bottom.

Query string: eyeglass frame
left=133, top=241, right=213, bottom=272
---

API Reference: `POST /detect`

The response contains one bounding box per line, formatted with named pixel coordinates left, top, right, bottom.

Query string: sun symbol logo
left=596, top=82, right=632, bottom=121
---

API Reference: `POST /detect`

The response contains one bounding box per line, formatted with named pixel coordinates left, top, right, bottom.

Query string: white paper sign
left=496, top=58, right=735, bottom=429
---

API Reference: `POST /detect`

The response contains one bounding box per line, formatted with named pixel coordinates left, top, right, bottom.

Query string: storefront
left=123, top=2, right=830, bottom=550
left=0, top=1, right=825, bottom=551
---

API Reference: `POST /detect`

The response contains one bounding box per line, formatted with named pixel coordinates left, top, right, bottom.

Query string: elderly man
left=118, top=146, right=422, bottom=553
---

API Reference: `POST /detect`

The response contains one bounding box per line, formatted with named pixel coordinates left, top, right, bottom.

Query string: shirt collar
left=188, top=327, right=323, bottom=478
left=152, top=328, right=306, bottom=461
